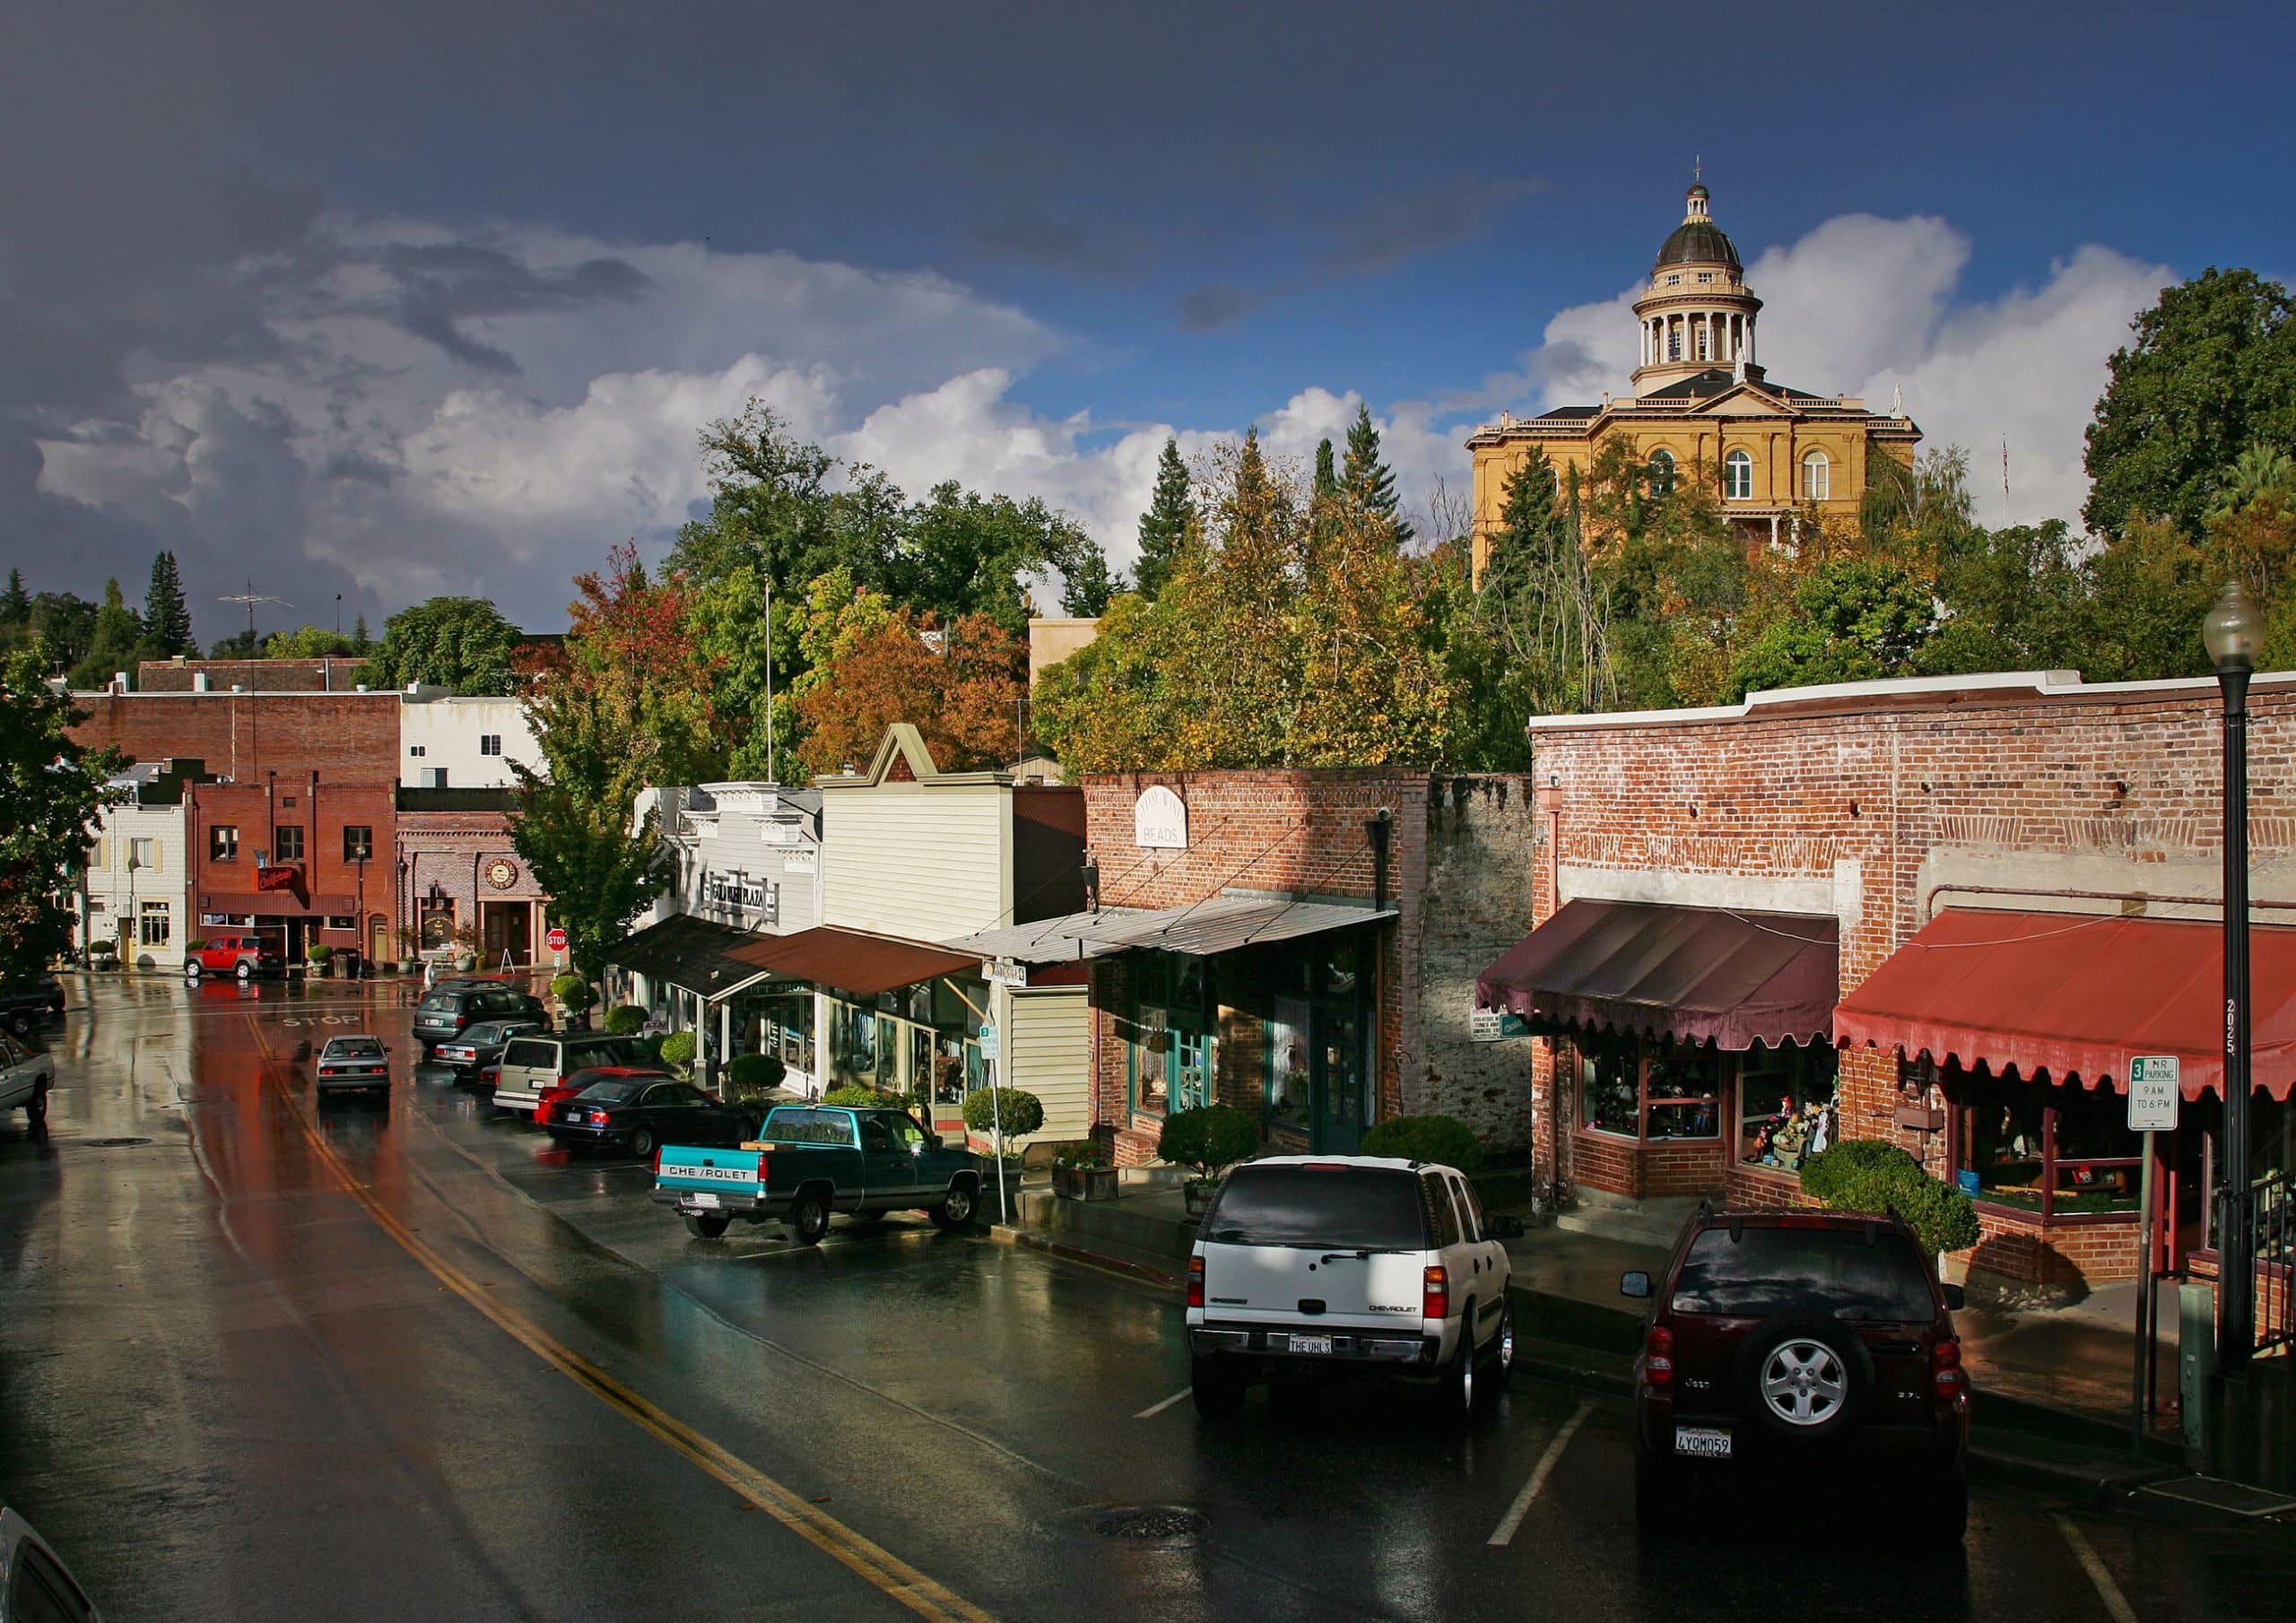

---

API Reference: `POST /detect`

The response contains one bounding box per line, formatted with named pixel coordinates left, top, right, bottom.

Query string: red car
left=185, top=933, right=284, bottom=981
left=534, top=1064, right=674, bottom=1124
left=1622, top=1206, right=1970, bottom=1541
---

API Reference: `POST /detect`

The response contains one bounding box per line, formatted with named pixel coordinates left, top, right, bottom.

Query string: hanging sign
left=2127, top=1055, right=2180, bottom=1131
left=1470, top=1009, right=1531, bottom=1042
left=1134, top=785, right=1188, bottom=849
left=983, top=956, right=1028, bottom=989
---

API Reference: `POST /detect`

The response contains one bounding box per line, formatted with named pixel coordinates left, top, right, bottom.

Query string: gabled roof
left=815, top=723, right=1009, bottom=790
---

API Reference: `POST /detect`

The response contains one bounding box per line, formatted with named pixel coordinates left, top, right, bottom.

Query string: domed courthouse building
left=1467, top=183, right=1922, bottom=568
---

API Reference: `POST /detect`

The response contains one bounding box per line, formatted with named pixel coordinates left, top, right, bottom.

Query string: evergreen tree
left=69, top=579, right=144, bottom=688
left=1133, top=437, right=1196, bottom=602
left=352, top=612, right=371, bottom=653
left=1314, top=438, right=1339, bottom=500
left=1342, top=404, right=1412, bottom=550
left=142, top=551, right=194, bottom=655
left=0, top=569, right=28, bottom=629
left=1484, top=447, right=1563, bottom=584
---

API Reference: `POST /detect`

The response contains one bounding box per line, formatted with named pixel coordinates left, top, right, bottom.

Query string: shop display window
left=1739, top=1042, right=1840, bottom=1171
left=1956, top=1065, right=2142, bottom=1214
left=1134, top=1006, right=1171, bottom=1115
left=1578, top=1037, right=1724, bottom=1141
left=1267, top=997, right=1310, bottom=1133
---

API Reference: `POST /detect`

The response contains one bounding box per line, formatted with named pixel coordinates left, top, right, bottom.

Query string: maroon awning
left=726, top=926, right=979, bottom=998
left=1475, top=899, right=1839, bottom=1050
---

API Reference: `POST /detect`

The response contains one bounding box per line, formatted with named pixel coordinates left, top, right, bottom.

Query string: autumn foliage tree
left=790, top=574, right=1029, bottom=777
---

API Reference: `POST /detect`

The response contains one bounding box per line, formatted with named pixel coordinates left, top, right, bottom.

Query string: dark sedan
left=544, top=1076, right=754, bottom=1159
left=428, top=1017, right=549, bottom=1084
left=0, top=976, right=65, bottom=1039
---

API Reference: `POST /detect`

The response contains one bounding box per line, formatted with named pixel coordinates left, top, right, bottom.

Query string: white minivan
left=1186, top=1155, right=1520, bottom=1421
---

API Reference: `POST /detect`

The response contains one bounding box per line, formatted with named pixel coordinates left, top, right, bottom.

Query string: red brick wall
left=72, top=692, right=401, bottom=784
left=1531, top=677, right=2296, bottom=1282
left=397, top=811, right=551, bottom=964
left=137, top=657, right=361, bottom=693
left=184, top=778, right=398, bottom=949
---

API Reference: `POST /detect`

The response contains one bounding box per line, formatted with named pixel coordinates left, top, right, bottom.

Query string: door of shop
left=1311, top=999, right=1368, bottom=1154
left=482, top=901, right=532, bottom=967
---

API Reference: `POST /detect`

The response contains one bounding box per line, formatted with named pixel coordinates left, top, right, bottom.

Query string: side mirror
left=1620, top=1271, right=1652, bottom=1299
left=1489, top=1214, right=1526, bottom=1239
left=1942, top=1284, right=1966, bottom=1312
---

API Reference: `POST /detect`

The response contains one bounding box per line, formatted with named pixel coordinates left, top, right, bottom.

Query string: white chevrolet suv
left=1187, top=1155, right=1521, bottom=1421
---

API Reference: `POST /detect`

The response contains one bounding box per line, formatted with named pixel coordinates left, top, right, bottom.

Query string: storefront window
left=1578, top=1037, right=1725, bottom=1141
left=1740, top=1042, right=1840, bottom=1171
left=1134, top=1006, right=1171, bottom=1115
left=1957, top=1064, right=2141, bottom=1214
left=1267, top=996, right=1310, bottom=1133
left=909, top=1025, right=934, bottom=1106
left=835, top=1002, right=877, bottom=1081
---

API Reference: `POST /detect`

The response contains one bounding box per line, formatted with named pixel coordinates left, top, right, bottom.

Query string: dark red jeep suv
left=1622, top=1207, right=1971, bottom=1541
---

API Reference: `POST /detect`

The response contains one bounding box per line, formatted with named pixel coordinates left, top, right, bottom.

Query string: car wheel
left=629, top=1126, right=657, bottom=1160
left=1443, top=1316, right=1478, bottom=1423
left=786, top=1189, right=831, bottom=1246
left=1917, top=1466, right=1969, bottom=1544
left=185, top=960, right=203, bottom=980
left=1487, top=1298, right=1516, bottom=1393
left=235, top=959, right=252, bottom=980
left=4, top=1011, right=30, bottom=1038
left=929, top=1177, right=978, bottom=1232
left=1736, top=1315, right=1871, bottom=1441
left=1191, top=1355, right=1247, bottom=1420
left=684, top=1212, right=732, bottom=1240
left=1634, top=1445, right=1684, bottom=1533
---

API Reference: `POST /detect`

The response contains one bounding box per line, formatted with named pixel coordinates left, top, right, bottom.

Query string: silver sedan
left=314, top=1035, right=392, bottom=1101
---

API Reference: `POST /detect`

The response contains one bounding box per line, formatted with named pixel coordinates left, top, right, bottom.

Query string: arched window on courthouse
left=1725, top=449, right=1753, bottom=500
left=1648, top=448, right=1676, bottom=497
left=1802, top=449, right=1831, bottom=501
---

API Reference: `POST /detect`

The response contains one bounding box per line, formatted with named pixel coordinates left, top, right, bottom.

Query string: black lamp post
left=2205, top=579, right=2264, bottom=1371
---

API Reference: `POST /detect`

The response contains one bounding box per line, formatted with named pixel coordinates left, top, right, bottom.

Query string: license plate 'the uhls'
left=1287, top=1334, right=1333, bottom=1356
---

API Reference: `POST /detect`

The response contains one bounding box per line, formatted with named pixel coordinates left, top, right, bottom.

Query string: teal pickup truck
left=651, top=1103, right=984, bottom=1244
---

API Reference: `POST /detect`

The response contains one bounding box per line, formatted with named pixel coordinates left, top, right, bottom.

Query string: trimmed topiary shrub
left=1800, top=1138, right=1979, bottom=1255
left=1158, top=1105, right=1260, bottom=1180
left=1360, top=1114, right=1485, bottom=1173
left=657, top=1030, right=697, bottom=1071
left=823, top=1083, right=891, bottom=1107
left=727, top=1052, right=786, bottom=1091
left=961, top=1087, right=1044, bottom=1142
left=552, top=972, right=596, bottom=1011
left=604, top=1004, right=648, bottom=1036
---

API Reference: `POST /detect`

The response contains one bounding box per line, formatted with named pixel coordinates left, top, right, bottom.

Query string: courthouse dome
left=1653, top=183, right=1741, bottom=271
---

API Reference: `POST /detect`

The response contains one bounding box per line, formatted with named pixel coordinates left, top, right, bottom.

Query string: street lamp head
left=2204, top=579, right=2264, bottom=673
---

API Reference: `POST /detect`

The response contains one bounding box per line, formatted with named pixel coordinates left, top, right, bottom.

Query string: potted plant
left=604, top=1003, right=648, bottom=1036
left=1158, top=1105, right=1260, bottom=1216
left=1052, top=1141, right=1118, bottom=1202
left=961, top=1087, right=1043, bottom=1215
left=552, top=972, right=597, bottom=1028
left=450, top=920, right=478, bottom=973
left=306, top=942, right=335, bottom=979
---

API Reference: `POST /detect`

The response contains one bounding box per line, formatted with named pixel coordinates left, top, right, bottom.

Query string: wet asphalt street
left=4, top=977, right=2293, bottom=1622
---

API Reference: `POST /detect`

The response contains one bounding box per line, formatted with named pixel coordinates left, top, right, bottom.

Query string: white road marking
left=1135, top=1387, right=1193, bottom=1419
left=2055, top=1515, right=2139, bottom=1623
left=1487, top=1398, right=1596, bottom=1547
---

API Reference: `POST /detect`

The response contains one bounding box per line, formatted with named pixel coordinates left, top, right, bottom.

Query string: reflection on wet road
left=4, top=978, right=2292, bottom=1622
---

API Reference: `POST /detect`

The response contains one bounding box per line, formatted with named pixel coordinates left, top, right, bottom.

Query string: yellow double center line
left=249, top=1015, right=994, bottom=1623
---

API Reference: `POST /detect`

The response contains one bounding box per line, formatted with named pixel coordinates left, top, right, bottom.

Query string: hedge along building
left=1477, top=669, right=2296, bottom=1296
left=610, top=783, right=823, bottom=1090
left=686, top=725, right=1091, bottom=1142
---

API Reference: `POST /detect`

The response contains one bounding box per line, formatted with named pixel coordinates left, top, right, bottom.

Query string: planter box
left=1183, top=1178, right=1222, bottom=1218
left=1054, top=1164, right=1119, bottom=1202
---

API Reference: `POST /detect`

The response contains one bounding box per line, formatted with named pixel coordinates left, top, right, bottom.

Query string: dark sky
left=4, top=0, right=2289, bottom=641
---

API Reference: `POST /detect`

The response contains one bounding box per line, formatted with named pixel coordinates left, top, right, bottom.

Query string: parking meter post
left=991, top=1081, right=1007, bottom=1223
left=2131, top=1133, right=2157, bottom=1463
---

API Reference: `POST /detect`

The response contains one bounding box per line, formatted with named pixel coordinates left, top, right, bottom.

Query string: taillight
left=587, top=1109, right=608, bottom=1125
left=1645, top=1325, right=1675, bottom=1388
left=1422, top=1265, right=1449, bottom=1321
left=1933, top=1337, right=1968, bottom=1401
left=1187, top=1255, right=1205, bottom=1309
left=652, top=1147, right=663, bottom=1175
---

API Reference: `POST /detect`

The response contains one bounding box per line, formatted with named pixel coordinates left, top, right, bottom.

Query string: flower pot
left=1183, top=1177, right=1222, bottom=1217
left=1082, top=1165, right=1118, bottom=1202
left=1052, top=1164, right=1082, bottom=1200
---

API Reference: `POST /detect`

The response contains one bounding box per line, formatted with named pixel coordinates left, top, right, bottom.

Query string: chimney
left=194, top=672, right=211, bottom=693
left=113, top=671, right=129, bottom=693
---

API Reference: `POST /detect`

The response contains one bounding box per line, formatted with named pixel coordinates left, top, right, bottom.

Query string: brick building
left=1477, top=670, right=2296, bottom=1294
left=138, top=656, right=368, bottom=692
left=396, top=790, right=552, bottom=967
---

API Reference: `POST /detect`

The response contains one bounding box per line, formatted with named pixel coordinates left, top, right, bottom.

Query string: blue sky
left=5, top=1, right=2292, bottom=638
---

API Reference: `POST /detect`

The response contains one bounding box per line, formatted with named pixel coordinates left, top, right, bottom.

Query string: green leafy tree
left=1918, top=521, right=2087, bottom=675
left=1727, top=558, right=1935, bottom=699
left=1132, top=437, right=1196, bottom=602
left=142, top=552, right=195, bottom=656
left=361, top=596, right=520, bottom=694
left=507, top=774, right=665, bottom=985
left=1342, top=404, right=1411, bottom=549
left=2072, top=520, right=2217, bottom=682
left=1057, top=539, right=1120, bottom=617
left=68, top=579, right=143, bottom=689
left=898, top=482, right=1095, bottom=635
left=13, top=593, right=95, bottom=671
left=1, top=647, right=124, bottom=981
left=2085, top=268, right=2296, bottom=537
left=207, top=628, right=260, bottom=659
left=265, top=625, right=357, bottom=658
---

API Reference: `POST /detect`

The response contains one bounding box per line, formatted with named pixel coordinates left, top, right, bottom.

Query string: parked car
left=2, top=1505, right=101, bottom=1620
left=0, top=1032, right=58, bottom=1128
left=313, top=1035, right=392, bottom=1101
left=545, top=1073, right=751, bottom=1159
left=1622, top=1206, right=1970, bottom=1541
left=490, top=1032, right=654, bottom=1116
left=184, top=934, right=283, bottom=980
left=0, top=976, right=65, bottom=1039
left=427, top=1017, right=549, bottom=1084
left=532, top=1063, right=670, bottom=1124
left=413, top=985, right=549, bottom=1055
left=651, top=1103, right=981, bottom=1243
left=1185, top=1155, right=1522, bottom=1422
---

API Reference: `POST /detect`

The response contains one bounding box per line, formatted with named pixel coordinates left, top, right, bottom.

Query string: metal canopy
left=604, top=914, right=785, bottom=1002
left=946, top=895, right=1394, bottom=965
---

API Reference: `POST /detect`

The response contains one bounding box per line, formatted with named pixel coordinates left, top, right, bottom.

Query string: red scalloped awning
left=1834, top=908, right=2296, bottom=1099
left=1475, top=899, right=1839, bottom=1050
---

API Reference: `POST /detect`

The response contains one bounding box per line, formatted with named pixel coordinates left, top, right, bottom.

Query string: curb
left=983, top=1222, right=1181, bottom=1289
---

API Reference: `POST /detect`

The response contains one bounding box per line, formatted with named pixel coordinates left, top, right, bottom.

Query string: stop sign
left=546, top=926, right=569, bottom=953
